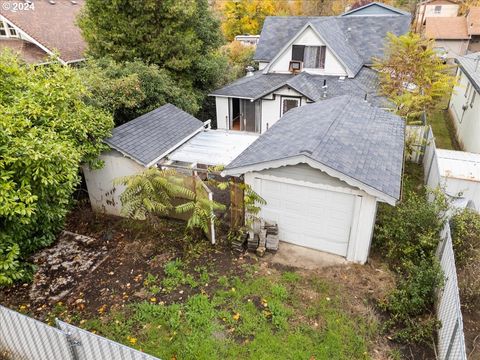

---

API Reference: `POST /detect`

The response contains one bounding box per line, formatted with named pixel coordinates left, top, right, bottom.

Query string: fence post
left=56, top=319, right=81, bottom=360
left=445, top=318, right=459, bottom=360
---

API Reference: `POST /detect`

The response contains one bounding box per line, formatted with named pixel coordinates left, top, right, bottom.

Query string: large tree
left=374, top=32, right=457, bottom=123
left=79, top=59, right=202, bottom=125
left=78, top=0, right=227, bottom=97
left=0, top=51, right=113, bottom=284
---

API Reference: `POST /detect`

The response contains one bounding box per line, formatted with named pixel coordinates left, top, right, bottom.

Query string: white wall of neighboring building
left=449, top=69, right=480, bottom=153
left=434, top=39, right=469, bottom=57
left=82, top=150, right=145, bottom=216
left=244, top=164, right=378, bottom=263
left=267, top=26, right=348, bottom=76
left=258, top=62, right=268, bottom=70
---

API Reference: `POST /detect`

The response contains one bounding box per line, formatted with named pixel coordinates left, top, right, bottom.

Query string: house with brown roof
left=414, top=0, right=460, bottom=32
left=424, top=6, right=480, bottom=58
left=0, top=0, right=85, bottom=64
left=425, top=16, right=470, bottom=57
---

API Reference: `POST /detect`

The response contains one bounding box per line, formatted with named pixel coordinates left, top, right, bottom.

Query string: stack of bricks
left=265, top=222, right=279, bottom=251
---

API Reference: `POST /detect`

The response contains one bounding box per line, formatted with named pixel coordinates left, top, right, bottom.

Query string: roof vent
left=322, top=79, right=328, bottom=98
left=245, top=66, right=255, bottom=77
left=49, top=0, right=56, bottom=4
left=71, top=0, right=78, bottom=4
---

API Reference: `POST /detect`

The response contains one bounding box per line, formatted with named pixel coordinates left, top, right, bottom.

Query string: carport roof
left=224, top=95, right=405, bottom=204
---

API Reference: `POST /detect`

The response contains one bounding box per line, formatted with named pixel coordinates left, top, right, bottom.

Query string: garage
left=255, top=177, right=355, bottom=256
left=222, top=97, right=405, bottom=264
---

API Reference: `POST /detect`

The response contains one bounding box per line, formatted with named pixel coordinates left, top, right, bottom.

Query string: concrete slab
left=265, top=241, right=347, bottom=270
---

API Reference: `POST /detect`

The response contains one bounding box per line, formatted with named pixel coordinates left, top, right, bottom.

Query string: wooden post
left=230, top=178, right=245, bottom=230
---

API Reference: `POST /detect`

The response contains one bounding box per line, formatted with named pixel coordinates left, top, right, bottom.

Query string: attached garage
left=223, top=96, right=405, bottom=264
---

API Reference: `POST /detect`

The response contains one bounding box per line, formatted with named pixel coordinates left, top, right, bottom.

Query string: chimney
left=245, top=66, right=255, bottom=77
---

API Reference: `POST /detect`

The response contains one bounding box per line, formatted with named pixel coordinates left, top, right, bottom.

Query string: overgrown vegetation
left=374, top=33, right=457, bottom=124
left=83, top=267, right=376, bottom=360
left=0, top=52, right=113, bottom=285
left=451, top=209, right=480, bottom=310
left=374, top=163, right=446, bottom=345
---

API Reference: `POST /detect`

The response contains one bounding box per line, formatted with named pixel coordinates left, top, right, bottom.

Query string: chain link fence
left=0, top=305, right=161, bottom=360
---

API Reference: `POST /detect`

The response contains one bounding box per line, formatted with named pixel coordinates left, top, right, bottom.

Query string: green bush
left=374, top=189, right=448, bottom=272
left=450, top=208, right=480, bottom=267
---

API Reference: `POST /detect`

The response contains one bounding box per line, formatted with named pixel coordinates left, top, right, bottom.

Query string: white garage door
left=257, top=178, right=356, bottom=256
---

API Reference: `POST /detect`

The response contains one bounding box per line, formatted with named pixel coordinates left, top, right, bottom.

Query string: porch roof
left=165, top=130, right=259, bottom=167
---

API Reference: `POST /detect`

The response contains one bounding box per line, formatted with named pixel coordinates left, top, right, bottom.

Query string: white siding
left=449, top=69, right=480, bottom=153
left=245, top=164, right=378, bottom=263
left=215, top=97, right=229, bottom=130
left=267, top=26, right=348, bottom=76
left=258, top=62, right=268, bottom=70
left=83, top=150, right=145, bottom=216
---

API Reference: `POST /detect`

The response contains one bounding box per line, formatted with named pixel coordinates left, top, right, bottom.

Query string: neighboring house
left=210, top=12, right=410, bottom=133
left=83, top=104, right=257, bottom=216
left=414, top=0, right=460, bottom=32
left=425, top=17, right=470, bottom=57
left=223, top=95, right=405, bottom=264
left=0, top=0, right=85, bottom=64
left=234, top=35, right=260, bottom=46
left=467, top=7, right=480, bottom=52
left=342, top=2, right=410, bottom=16
left=449, top=52, right=480, bottom=153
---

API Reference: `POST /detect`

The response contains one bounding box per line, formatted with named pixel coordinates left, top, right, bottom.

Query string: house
left=449, top=52, right=480, bottom=153
left=210, top=12, right=410, bottom=133
left=223, top=95, right=405, bottom=264
left=414, top=0, right=460, bottom=32
left=234, top=35, right=260, bottom=46
left=0, top=0, right=85, bottom=64
left=341, top=2, right=410, bottom=17
left=83, top=104, right=258, bottom=216
left=425, top=17, right=470, bottom=57
left=467, top=7, right=480, bottom=52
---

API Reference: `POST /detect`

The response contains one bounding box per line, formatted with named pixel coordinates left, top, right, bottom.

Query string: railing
left=0, top=305, right=161, bottom=360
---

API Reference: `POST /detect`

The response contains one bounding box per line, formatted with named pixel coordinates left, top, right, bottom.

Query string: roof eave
left=224, top=155, right=399, bottom=205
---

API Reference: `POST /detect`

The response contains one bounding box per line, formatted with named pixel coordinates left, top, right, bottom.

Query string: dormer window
left=292, top=45, right=326, bottom=69
left=0, top=21, right=19, bottom=38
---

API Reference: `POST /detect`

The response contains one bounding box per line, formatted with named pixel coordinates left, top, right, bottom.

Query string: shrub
left=374, top=189, right=448, bottom=272
left=450, top=208, right=480, bottom=267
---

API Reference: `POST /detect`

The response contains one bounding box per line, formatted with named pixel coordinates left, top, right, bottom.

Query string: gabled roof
left=467, top=7, right=480, bottom=35
left=0, top=0, right=85, bottom=63
left=254, top=14, right=411, bottom=66
left=425, top=17, right=470, bottom=40
left=210, top=67, right=391, bottom=108
left=456, top=52, right=480, bottom=93
left=224, top=96, right=405, bottom=204
left=105, top=104, right=205, bottom=167
left=341, top=2, right=410, bottom=16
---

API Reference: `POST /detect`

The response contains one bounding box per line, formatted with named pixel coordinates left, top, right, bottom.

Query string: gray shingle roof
left=254, top=15, right=411, bottom=67
left=105, top=104, right=204, bottom=166
left=341, top=2, right=411, bottom=16
left=456, top=52, right=480, bottom=93
left=210, top=67, right=391, bottom=108
left=225, top=95, right=404, bottom=201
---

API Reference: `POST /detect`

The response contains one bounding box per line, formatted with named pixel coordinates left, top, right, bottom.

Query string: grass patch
left=428, top=108, right=460, bottom=150
left=83, top=268, right=375, bottom=360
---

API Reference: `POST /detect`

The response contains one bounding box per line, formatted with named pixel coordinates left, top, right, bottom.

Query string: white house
left=414, top=0, right=460, bottom=32
left=210, top=11, right=410, bottom=133
left=449, top=52, right=480, bottom=154
left=223, top=96, right=405, bottom=264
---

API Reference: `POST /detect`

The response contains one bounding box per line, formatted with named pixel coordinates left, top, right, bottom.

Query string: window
left=281, top=97, right=300, bottom=115
left=7, top=23, right=17, bottom=37
left=291, top=45, right=326, bottom=69
left=0, top=22, right=6, bottom=37
left=434, top=5, right=442, bottom=14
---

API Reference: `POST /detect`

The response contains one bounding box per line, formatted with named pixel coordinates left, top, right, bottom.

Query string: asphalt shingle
left=105, top=104, right=204, bottom=166
left=456, top=52, right=480, bottom=93
left=225, top=96, right=404, bottom=201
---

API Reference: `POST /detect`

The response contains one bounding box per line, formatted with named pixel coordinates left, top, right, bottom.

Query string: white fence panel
left=436, top=224, right=467, bottom=360
left=405, top=125, right=428, bottom=163
left=57, top=320, right=160, bottom=360
left=0, top=305, right=73, bottom=360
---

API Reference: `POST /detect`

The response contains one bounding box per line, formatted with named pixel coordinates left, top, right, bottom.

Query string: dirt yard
left=0, top=205, right=436, bottom=359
